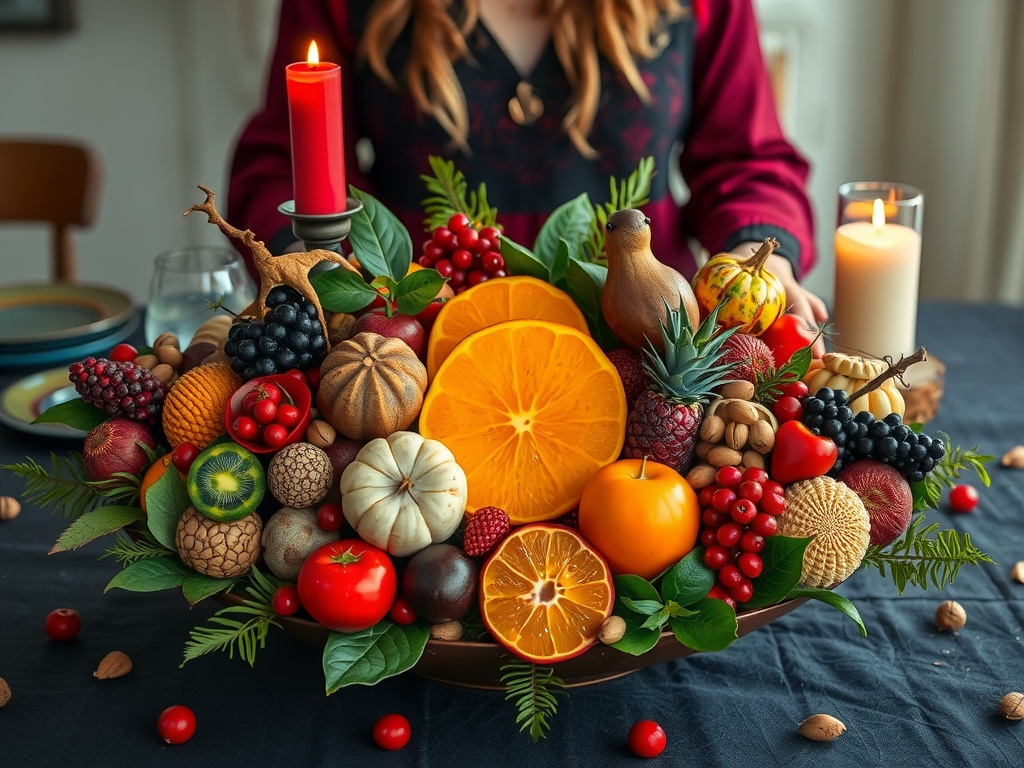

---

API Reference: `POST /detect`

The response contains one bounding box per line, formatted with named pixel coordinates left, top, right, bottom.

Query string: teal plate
left=0, top=365, right=84, bottom=438
left=0, top=283, right=135, bottom=350
left=0, top=313, right=140, bottom=371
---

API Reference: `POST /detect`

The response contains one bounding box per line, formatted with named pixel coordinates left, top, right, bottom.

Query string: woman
left=228, top=0, right=827, bottom=333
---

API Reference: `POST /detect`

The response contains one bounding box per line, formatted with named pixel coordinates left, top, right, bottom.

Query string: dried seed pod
left=724, top=399, right=759, bottom=426
left=0, top=677, right=10, bottom=707
left=429, top=620, right=464, bottom=641
left=725, top=421, right=749, bottom=451
left=0, top=496, right=21, bottom=522
left=707, top=445, right=743, bottom=468
left=748, top=420, right=775, bottom=453
left=1012, top=561, right=1024, bottom=584
left=1002, top=446, right=1024, bottom=468
left=935, top=600, right=966, bottom=632
left=699, top=414, right=726, bottom=443
left=598, top=615, right=627, bottom=644
left=999, top=692, right=1024, bottom=720
left=799, top=714, right=846, bottom=741
left=93, top=650, right=133, bottom=679
left=686, top=463, right=718, bottom=490
left=719, top=380, right=755, bottom=401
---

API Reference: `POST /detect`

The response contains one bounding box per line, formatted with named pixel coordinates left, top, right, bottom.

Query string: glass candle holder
left=832, top=182, right=924, bottom=360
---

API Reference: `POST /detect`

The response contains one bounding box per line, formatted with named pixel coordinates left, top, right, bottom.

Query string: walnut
left=999, top=692, right=1024, bottom=721
left=935, top=599, right=967, bottom=632
left=799, top=714, right=846, bottom=741
left=94, top=650, right=133, bottom=679
left=0, top=496, right=21, bottom=522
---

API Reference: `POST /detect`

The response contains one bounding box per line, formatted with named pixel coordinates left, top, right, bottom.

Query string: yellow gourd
left=691, top=238, right=786, bottom=335
left=802, top=353, right=905, bottom=418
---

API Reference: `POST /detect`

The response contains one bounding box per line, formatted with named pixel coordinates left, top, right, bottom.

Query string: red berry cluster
left=697, top=466, right=787, bottom=608
left=419, top=213, right=506, bottom=293
left=771, top=380, right=810, bottom=424
left=231, top=382, right=303, bottom=450
left=462, top=506, right=512, bottom=557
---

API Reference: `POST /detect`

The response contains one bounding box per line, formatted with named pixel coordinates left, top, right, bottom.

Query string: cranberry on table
left=373, top=713, right=412, bottom=751
left=45, top=607, right=81, bottom=642
left=628, top=720, right=667, bottom=758
left=949, top=484, right=979, bottom=513
left=157, top=705, right=197, bottom=745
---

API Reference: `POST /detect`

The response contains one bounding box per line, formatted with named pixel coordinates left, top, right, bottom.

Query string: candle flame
left=307, top=40, right=319, bottom=65
left=872, top=198, right=886, bottom=230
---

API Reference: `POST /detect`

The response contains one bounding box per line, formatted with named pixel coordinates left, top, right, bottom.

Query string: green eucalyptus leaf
left=659, top=548, right=715, bottom=607
left=104, top=556, right=188, bottom=593
left=745, top=536, right=812, bottom=609
left=394, top=269, right=449, bottom=316
left=669, top=598, right=738, bottom=652
left=323, top=621, right=429, bottom=693
left=788, top=587, right=867, bottom=637
left=501, top=237, right=549, bottom=281
left=50, top=505, right=142, bottom=553
left=348, top=187, right=413, bottom=280
left=310, top=268, right=379, bottom=313
left=145, top=466, right=189, bottom=551
left=32, top=398, right=107, bottom=431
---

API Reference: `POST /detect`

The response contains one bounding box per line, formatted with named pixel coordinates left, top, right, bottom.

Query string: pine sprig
left=501, top=660, right=566, bottom=742
left=916, top=434, right=993, bottom=511
left=181, top=567, right=282, bottom=667
left=2, top=453, right=119, bottom=519
left=585, top=156, right=655, bottom=262
left=860, top=515, right=995, bottom=594
left=101, top=530, right=174, bottom=565
left=420, top=156, right=499, bottom=231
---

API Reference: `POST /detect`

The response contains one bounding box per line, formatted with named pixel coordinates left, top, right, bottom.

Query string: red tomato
left=759, top=313, right=818, bottom=366
left=297, top=540, right=397, bottom=632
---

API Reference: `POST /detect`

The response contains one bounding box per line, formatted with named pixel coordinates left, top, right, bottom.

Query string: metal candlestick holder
left=277, top=197, right=364, bottom=253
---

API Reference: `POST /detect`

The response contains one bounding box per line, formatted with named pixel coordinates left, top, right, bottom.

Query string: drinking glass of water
left=145, top=246, right=256, bottom=346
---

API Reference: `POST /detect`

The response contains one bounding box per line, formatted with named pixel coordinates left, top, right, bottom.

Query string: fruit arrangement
left=5, top=158, right=995, bottom=744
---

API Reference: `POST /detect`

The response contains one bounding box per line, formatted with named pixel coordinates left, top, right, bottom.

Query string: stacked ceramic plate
left=0, top=282, right=138, bottom=438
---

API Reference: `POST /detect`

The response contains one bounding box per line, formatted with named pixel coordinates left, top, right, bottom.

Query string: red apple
left=82, top=418, right=157, bottom=481
left=837, top=459, right=913, bottom=547
left=415, top=282, right=456, bottom=332
left=351, top=310, right=426, bottom=359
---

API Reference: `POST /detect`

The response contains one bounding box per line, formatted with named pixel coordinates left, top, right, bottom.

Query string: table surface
left=1, top=301, right=1023, bottom=768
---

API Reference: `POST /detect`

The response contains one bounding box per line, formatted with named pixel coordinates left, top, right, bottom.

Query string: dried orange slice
left=419, top=319, right=627, bottom=523
left=480, top=524, right=614, bottom=664
left=425, top=275, right=589, bottom=380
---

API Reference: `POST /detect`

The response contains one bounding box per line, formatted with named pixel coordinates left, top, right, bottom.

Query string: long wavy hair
left=358, top=0, right=688, bottom=157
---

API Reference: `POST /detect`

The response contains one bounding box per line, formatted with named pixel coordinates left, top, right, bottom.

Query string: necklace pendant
left=508, top=81, right=543, bottom=126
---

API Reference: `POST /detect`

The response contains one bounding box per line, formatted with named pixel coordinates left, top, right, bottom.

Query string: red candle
left=286, top=41, right=346, bottom=214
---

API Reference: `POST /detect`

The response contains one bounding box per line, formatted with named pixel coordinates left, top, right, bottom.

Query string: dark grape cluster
left=224, top=286, right=327, bottom=381
left=801, top=387, right=945, bottom=482
left=419, top=213, right=507, bottom=293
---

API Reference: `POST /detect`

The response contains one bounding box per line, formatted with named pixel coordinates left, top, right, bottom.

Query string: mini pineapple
left=623, top=302, right=739, bottom=473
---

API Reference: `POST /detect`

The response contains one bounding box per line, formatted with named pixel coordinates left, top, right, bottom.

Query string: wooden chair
left=0, top=139, right=101, bottom=283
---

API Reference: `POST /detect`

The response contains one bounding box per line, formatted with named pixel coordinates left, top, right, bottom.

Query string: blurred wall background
left=1, top=0, right=1021, bottom=306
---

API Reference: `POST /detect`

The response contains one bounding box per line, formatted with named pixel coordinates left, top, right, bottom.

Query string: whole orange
left=139, top=453, right=173, bottom=515
left=577, top=457, right=699, bottom=580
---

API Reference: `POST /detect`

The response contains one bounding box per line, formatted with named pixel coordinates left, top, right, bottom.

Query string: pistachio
left=799, top=714, right=846, bottom=741
left=0, top=496, right=21, bottom=522
left=999, top=692, right=1024, bottom=721
left=0, top=676, right=10, bottom=707
left=935, top=599, right=967, bottom=632
left=699, top=414, right=726, bottom=443
left=598, top=615, right=627, bottom=644
left=725, top=421, right=749, bottom=451
left=93, top=650, right=133, bottom=679
left=429, top=620, right=464, bottom=642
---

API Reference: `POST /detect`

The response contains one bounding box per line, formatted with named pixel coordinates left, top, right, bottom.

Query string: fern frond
left=585, top=156, right=655, bottom=262
left=420, top=156, right=498, bottom=231
left=861, top=515, right=995, bottom=594
left=101, top=530, right=173, bottom=565
left=501, top=660, right=566, bottom=742
left=916, top=435, right=993, bottom=511
left=2, top=453, right=108, bottom=518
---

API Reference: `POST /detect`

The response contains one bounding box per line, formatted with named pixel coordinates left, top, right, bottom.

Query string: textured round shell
left=340, top=431, right=468, bottom=557
left=267, top=442, right=333, bottom=508
left=779, top=476, right=871, bottom=589
left=175, top=506, right=262, bottom=579
left=162, top=362, right=242, bottom=448
left=260, top=506, right=340, bottom=581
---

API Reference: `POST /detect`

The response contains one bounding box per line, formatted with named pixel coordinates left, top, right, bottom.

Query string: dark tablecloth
left=1, top=301, right=1022, bottom=768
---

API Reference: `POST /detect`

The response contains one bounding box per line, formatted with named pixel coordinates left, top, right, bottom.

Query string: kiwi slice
left=186, top=442, right=265, bottom=522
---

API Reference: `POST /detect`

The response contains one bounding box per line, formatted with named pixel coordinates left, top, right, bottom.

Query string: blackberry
left=68, top=357, right=167, bottom=426
left=226, top=286, right=327, bottom=381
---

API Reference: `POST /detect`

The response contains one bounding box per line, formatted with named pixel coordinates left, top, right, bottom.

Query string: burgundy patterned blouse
left=228, top=0, right=814, bottom=280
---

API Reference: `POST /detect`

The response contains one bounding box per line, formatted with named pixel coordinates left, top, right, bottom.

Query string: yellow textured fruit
left=162, top=363, right=241, bottom=449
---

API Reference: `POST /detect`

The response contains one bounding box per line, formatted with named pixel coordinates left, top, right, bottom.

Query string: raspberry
left=462, top=506, right=511, bottom=557
left=68, top=357, right=167, bottom=426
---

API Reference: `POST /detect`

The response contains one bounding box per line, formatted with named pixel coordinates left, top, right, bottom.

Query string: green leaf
left=348, top=186, right=413, bottom=280
left=2, top=453, right=104, bottom=519
left=788, top=587, right=867, bottom=637
left=608, top=574, right=663, bottom=656
left=323, top=621, right=429, bottom=693
left=640, top=607, right=671, bottom=632
left=310, top=266, right=379, bottom=313
left=745, top=535, right=812, bottom=608
left=105, top=556, right=188, bottom=593
left=669, top=598, right=738, bottom=652
left=394, top=268, right=449, bottom=316
left=501, top=237, right=549, bottom=281
left=549, top=239, right=571, bottom=290
left=49, top=505, right=142, bottom=553
left=659, top=548, right=716, bottom=607
left=182, top=572, right=236, bottom=606
left=534, top=192, right=592, bottom=268
left=565, top=259, right=619, bottom=350
left=145, top=467, right=189, bottom=551
left=32, top=397, right=107, bottom=431
left=619, top=597, right=664, bottom=616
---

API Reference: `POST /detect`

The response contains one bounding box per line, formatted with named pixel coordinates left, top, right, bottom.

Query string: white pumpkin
left=340, top=431, right=468, bottom=557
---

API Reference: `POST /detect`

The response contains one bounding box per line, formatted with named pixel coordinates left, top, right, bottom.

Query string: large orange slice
left=425, top=275, right=589, bottom=380
left=480, top=524, right=615, bottom=664
left=419, top=319, right=627, bottom=523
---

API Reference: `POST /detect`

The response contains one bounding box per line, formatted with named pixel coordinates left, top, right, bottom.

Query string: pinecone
left=606, top=347, right=648, bottom=406
left=623, top=302, right=739, bottom=473
left=68, top=357, right=168, bottom=426
left=463, top=506, right=511, bottom=557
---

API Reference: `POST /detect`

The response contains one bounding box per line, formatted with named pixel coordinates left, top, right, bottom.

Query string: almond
left=707, top=445, right=743, bottom=468
left=999, top=692, right=1024, bottom=720
left=724, top=399, right=759, bottom=426
left=741, top=450, right=766, bottom=470
left=799, top=714, right=846, bottom=741
left=719, top=381, right=755, bottom=401
left=695, top=440, right=714, bottom=460
left=685, top=462, right=718, bottom=490
left=0, top=496, right=20, bottom=522
left=93, top=650, right=133, bottom=680
left=699, top=414, right=726, bottom=443
left=725, top=421, right=749, bottom=451
left=748, top=420, right=776, bottom=454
